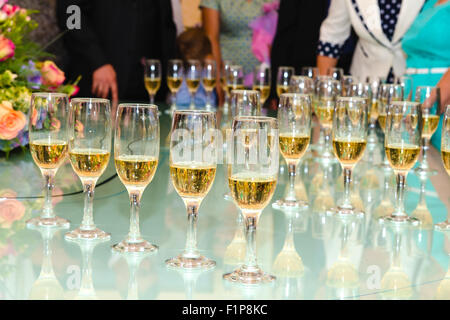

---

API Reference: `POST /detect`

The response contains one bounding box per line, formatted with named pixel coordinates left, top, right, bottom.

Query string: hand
left=92, top=64, right=118, bottom=103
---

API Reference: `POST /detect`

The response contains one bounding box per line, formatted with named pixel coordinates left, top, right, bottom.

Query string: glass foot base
left=414, top=166, right=437, bottom=178
left=26, top=216, right=70, bottom=229
left=112, top=240, right=159, bottom=254
left=65, top=227, right=110, bottom=241
left=165, top=254, right=216, bottom=270
left=224, top=192, right=233, bottom=201
left=381, top=215, right=420, bottom=226
left=223, top=266, right=275, bottom=286
left=272, top=199, right=308, bottom=211
left=435, top=221, right=450, bottom=232
left=327, top=206, right=364, bottom=219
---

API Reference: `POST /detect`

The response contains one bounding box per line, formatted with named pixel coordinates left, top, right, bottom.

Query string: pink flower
left=0, top=198, right=25, bottom=228
left=0, top=34, right=15, bottom=61
left=50, top=118, right=61, bottom=130
left=68, top=85, right=80, bottom=97
left=0, top=101, right=27, bottom=140
left=1, top=4, right=20, bottom=17
left=0, top=1, right=8, bottom=9
left=40, top=61, right=65, bottom=86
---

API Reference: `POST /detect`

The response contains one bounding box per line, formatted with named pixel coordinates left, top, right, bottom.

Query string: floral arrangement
left=0, top=0, right=78, bottom=155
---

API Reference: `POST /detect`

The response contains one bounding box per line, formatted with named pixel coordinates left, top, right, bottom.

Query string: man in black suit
left=269, top=0, right=355, bottom=103
left=57, top=0, right=177, bottom=103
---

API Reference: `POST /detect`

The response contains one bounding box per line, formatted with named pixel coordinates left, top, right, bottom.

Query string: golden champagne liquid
left=277, top=85, right=290, bottom=97
left=442, top=149, right=450, bottom=176
left=228, top=173, right=277, bottom=211
left=186, top=79, right=201, bottom=93
left=385, top=143, right=420, bottom=171
left=332, top=139, right=367, bottom=166
left=144, top=77, right=161, bottom=95
left=370, top=100, right=379, bottom=121
left=279, top=134, right=310, bottom=160
left=69, top=148, right=110, bottom=178
left=316, top=105, right=334, bottom=129
left=253, top=85, right=270, bottom=103
left=421, top=114, right=440, bottom=139
left=227, top=84, right=245, bottom=94
left=203, top=78, right=216, bottom=92
left=170, top=163, right=216, bottom=198
left=378, top=113, right=387, bottom=133
left=115, top=155, right=158, bottom=188
left=30, top=139, right=68, bottom=169
left=167, top=77, right=182, bottom=93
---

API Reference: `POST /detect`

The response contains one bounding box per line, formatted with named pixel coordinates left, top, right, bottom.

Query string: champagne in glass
left=289, top=76, right=314, bottom=95
left=186, top=60, right=202, bottom=110
left=224, top=116, right=279, bottom=285
left=144, top=59, right=161, bottom=104
left=414, top=86, right=441, bottom=177
left=27, top=92, right=70, bottom=228
left=253, top=64, right=271, bottom=106
left=166, top=59, right=184, bottom=114
left=435, top=105, right=450, bottom=231
left=65, top=98, right=112, bottom=241
left=328, top=97, right=368, bottom=217
left=277, top=66, right=295, bottom=98
left=273, top=93, right=312, bottom=210
left=383, top=101, right=421, bottom=225
left=202, top=59, right=217, bottom=111
left=113, top=104, right=160, bottom=253
left=166, top=110, right=218, bottom=269
left=366, top=76, right=385, bottom=144
left=226, top=65, right=245, bottom=95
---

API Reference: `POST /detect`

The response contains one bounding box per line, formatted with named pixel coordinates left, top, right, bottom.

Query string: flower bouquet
left=0, top=0, right=78, bottom=156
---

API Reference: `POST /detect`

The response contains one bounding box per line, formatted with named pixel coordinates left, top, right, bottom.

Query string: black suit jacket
left=56, top=0, right=177, bottom=101
left=270, top=0, right=354, bottom=100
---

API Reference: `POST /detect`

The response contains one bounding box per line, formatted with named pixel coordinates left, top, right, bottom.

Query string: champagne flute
left=289, top=76, right=314, bottom=95
left=253, top=64, right=271, bottom=106
left=273, top=93, right=311, bottom=210
left=341, top=75, right=359, bottom=97
left=436, top=105, right=450, bottom=231
left=414, top=86, right=441, bottom=177
left=221, top=60, right=233, bottom=110
left=166, top=59, right=184, bottom=114
left=202, top=59, right=217, bottom=111
left=383, top=101, right=421, bottom=225
left=395, top=75, right=414, bottom=101
left=277, top=66, right=295, bottom=98
left=328, top=97, right=368, bottom=217
left=315, top=78, right=341, bottom=161
left=186, top=60, right=202, bottom=110
left=327, top=67, right=344, bottom=82
left=366, top=76, right=385, bottom=144
left=166, top=110, right=218, bottom=269
left=301, top=66, right=319, bottom=80
left=226, top=65, right=245, bottom=94
left=65, top=98, right=112, bottom=240
left=224, top=116, right=279, bottom=285
left=27, top=92, right=70, bottom=228
left=113, top=104, right=160, bottom=253
left=144, top=59, right=161, bottom=104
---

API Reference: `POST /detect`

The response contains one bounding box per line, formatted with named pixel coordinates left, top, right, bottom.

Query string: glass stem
left=421, top=138, right=430, bottom=169
left=80, top=182, right=96, bottom=230
left=127, top=192, right=142, bottom=243
left=150, top=94, right=155, bottom=105
left=171, top=91, right=176, bottom=110
left=324, top=128, right=332, bottom=155
left=394, top=173, right=407, bottom=217
left=243, top=213, right=260, bottom=271
left=190, top=92, right=195, bottom=110
left=206, top=90, right=211, bottom=110
left=342, top=167, right=353, bottom=209
left=286, top=162, right=297, bottom=201
left=42, top=172, right=55, bottom=218
left=184, top=201, right=200, bottom=258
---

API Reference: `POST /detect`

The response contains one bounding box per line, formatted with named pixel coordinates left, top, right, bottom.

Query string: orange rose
left=0, top=198, right=25, bottom=228
left=40, top=61, right=65, bottom=86
left=0, top=101, right=27, bottom=140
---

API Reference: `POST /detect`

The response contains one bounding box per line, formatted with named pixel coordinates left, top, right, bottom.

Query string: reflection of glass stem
left=76, top=242, right=97, bottom=299
left=125, top=255, right=145, bottom=300
left=182, top=272, right=201, bottom=300
left=40, top=230, right=55, bottom=278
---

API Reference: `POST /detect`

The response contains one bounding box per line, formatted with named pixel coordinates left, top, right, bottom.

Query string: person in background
left=270, top=0, right=356, bottom=104
left=56, top=0, right=177, bottom=105
left=200, top=0, right=276, bottom=106
left=175, top=27, right=215, bottom=108
left=402, top=0, right=450, bottom=150
left=316, top=0, right=424, bottom=82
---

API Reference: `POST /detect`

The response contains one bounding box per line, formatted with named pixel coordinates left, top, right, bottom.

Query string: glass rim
left=173, top=110, right=215, bottom=116
left=280, top=93, right=311, bottom=99
left=415, top=85, right=440, bottom=91
left=230, top=89, right=259, bottom=95
left=278, top=66, right=295, bottom=71
left=290, top=75, right=313, bottom=81
left=234, top=115, right=277, bottom=123
left=389, top=101, right=420, bottom=107
left=336, top=96, right=368, bottom=102
left=168, top=58, right=184, bottom=63
left=118, top=103, right=158, bottom=110
left=144, top=59, right=161, bottom=64
left=71, top=97, right=110, bottom=104
left=31, top=92, right=68, bottom=98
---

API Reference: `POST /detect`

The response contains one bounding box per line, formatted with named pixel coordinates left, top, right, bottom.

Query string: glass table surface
left=0, top=104, right=449, bottom=300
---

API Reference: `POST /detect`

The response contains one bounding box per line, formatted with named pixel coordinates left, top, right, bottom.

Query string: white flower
left=0, top=11, right=7, bottom=21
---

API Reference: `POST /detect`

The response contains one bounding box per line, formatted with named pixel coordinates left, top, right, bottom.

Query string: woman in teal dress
left=402, top=0, right=450, bottom=151
left=200, top=0, right=273, bottom=104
